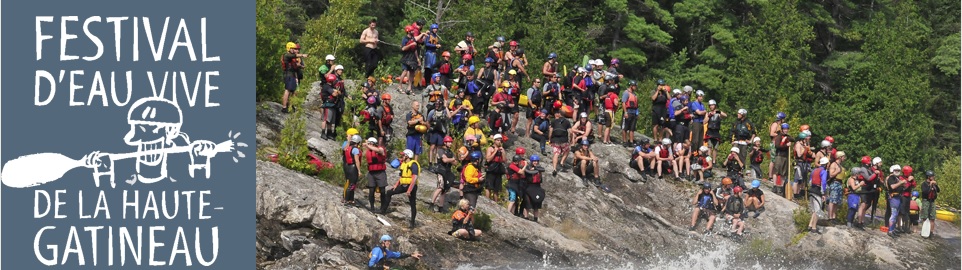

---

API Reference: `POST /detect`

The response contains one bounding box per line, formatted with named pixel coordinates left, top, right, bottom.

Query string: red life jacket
left=625, top=92, right=638, bottom=109
left=366, top=149, right=386, bottom=171
left=811, top=167, right=825, bottom=186
left=659, top=147, right=670, bottom=159
left=439, top=62, right=452, bottom=74
left=381, top=104, right=394, bottom=125
left=801, top=147, right=815, bottom=162
left=530, top=172, right=542, bottom=184
left=343, top=145, right=357, bottom=165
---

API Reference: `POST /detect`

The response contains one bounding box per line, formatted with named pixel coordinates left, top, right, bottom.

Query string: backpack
left=530, top=87, right=543, bottom=104
left=728, top=196, right=744, bottom=213
left=735, top=121, right=751, bottom=138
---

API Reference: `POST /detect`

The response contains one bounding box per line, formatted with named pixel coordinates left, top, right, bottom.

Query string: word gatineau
left=35, top=16, right=221, bottom=107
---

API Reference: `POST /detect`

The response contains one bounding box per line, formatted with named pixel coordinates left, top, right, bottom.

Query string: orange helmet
left=722, top=177, right=732, bottom=185
left=799, top=124, right=810, bottom=131
left=442, top=51, right=451, bottom=58
left=381, top=93, right=392, bottom=101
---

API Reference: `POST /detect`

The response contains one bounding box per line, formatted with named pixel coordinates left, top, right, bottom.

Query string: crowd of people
left=276, top=19, right=946, bottom=269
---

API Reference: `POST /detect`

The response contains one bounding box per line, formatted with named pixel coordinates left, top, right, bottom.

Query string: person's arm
left=406, top=113, right=419, bottom=125
left=758, top=194, right=766, bottom=208
left=820, top=169, right=828, bottom=195
left=485, top=147, right=495, bottom=161
left=368, top=247, right=383, bottom=267
left=584, top=122, right=592, bottom=138
left=650, top=89, right=659, bottom=101
left=407, top=164, right=419, bottom=194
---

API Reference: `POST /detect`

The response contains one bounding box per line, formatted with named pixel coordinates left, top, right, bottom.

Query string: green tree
left=299, top=0, right=369, bottom=82
left=256, top=0, right=293, bottom=101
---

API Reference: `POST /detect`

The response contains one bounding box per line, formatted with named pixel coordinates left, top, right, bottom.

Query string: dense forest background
left=256, top=0, right=961, bottom=207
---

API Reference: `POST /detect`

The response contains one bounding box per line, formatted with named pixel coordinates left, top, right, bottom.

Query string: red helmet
left=824, top=136, right=835, bottom=143
left=442, top=51, right=451, bottom=58
left=443, top=136, right=454, bottom=143
left=404, top=25, right=414, bottom=33
left=515, top=147, right=525, bottom=156
left=861, top=156, right=871, bottom=165
left=462, top=54, right=473, bottom=61
left=553, top=100, right=563, bottom=109
left=381, top=93, right=392, bottom=101
left=509, top=40, right=518, bottom=47
left=733, top=186, right=743, bottom=194
left=902, top=165, right=913, bottom=176
left=325, top=74, right=337, bottom=83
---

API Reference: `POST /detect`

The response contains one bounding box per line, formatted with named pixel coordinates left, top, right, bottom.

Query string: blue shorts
left=406, top=135, right=423, bottom=155
left=507, top=188, right=518, bottom=202
left=428, top=132, right=445, bottom=145
left=424, top=51, right=437, bottom=68
left=284, top=75, right=298, bottom=91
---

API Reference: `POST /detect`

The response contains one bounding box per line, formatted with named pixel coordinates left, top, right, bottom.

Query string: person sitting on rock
left=716, top=177, right=735, bottom=201
left=690, top=182, right=719, bottom=233
left=725, top=146, right=745, bottom=187
left=573, top=140, right=601, bottom=187
left=383, top=149, right=421, bottom=228
left=745, top=180, right=766, bottom=218
left=368, top=234, right=422, bottom=270
left=654, top=138, right=678, bottom=180
left=723, top=186, right=747, bottom=236
left=675, top=139, right=692, bottom=181
left=629, top=139, right=655, bottom=178
left=691, top=146, right=714, bottom=182
left=449, top=199, right=483, bottom=241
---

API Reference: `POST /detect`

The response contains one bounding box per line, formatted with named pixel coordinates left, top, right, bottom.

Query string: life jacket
left=343, top=145, right=357, bottom=165
left=427, top=86, right=444, bottom=103
left=529, top=171, right=543, bottom=184
left=653, top=90, right=668, bottom=105
left=462, top=163, right=482, bottom=187
left=923, top=182, right=937, bottom=200
left=603, top=92, right=617, bottom=110
left=509, top=162, right=525, bottom=180
left=366, top=149, right=387, bottom=171
left=281, top=53, right=299, bottom=73
left=439, top=61, right=452, bottom=75
left=381, top=104, right=394, bottom=125
left=801, top=146, right=815, bottom=162
left=479, top=67, right=495, bottom=83
left=752, top=149, right=764, bottom=163
left=902, top=179, right=915, bottom=197
left=811, top=167, right=825, bottom=187
left=658, top=146, right=670, bottom=159
left=530, top=86, right=543, bottom=104
left=626, top=92, right=639, bottom=109
left=727, top=196, right=744, bottom=213
left=697, top=193, right=713, bottom=208
left=734, top=120, right=752, bottom=139
left=491, top=150, right=505, bottom=163
left=399, top=160, right=420, bottom=185
left=707, top=113, right=722, bottom=129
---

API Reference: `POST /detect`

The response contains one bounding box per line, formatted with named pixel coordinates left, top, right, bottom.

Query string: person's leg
left=408, top=185, right=418, bottom=226
left=705, top=213, right=716, bottom=232
left=690, top=208, right=701, bottom=228
left=888, top=198, right=901, bottom=232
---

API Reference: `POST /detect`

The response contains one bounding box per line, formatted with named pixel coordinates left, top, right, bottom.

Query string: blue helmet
left=432, top=72, right=441, bottom=81
left=581, top=139, right=590, bottom=145
left=530, top=154, right=541, bottom=162
left=470, top=151, right=483, bottom=161
left=430, top=23, right=438, bottom=30
left=781, top=123, right=789, bottom=129
left=497, top=36, right=505, bottom=42
left=548, top=52, right=557, bottom=59
left=485, top=57, right=495, bottom=63
left=380, top=234, right=392, bottom=242
left=776, top=112, right=786, bottom=120
left=752, top=180, right=761, bottom=188
left=912, top=191, right=919, bottom=197
left=657, top=79, right=665, bottom=85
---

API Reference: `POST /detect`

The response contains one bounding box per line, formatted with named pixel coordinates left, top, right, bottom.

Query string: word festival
left=32, top=189, right=220, bottom=266
left=34, top=16, right=222, bottom=107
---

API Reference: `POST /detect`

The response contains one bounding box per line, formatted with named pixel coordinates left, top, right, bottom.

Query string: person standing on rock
left=405, top=101, right=427, bottom=156
left=549, top=109, right=572, bottom=176
left=690, top=182, right=719, bottom=233
left=807, top=157, right=829, bottom=234
left=703, top=100, right=727, bottom=162
left=767, top=112, right=787, bottom=182
left=379, top=94, right=395, bottom=144
left=793, top=132, right=814, bottom=200
left=530, top=109, right=550, bottom=155
left=507, top=148, right=528, bottom=217
left=383, top=149, right=421, bottom=228
left=365, top=137, right=390, bottom=213
left=368, top=234, right=422, bottom=270
left=899, top=166, right=917, bottom=234
left=449, top=199, right=484, bottom=240
left=342, top=135, right=363, bottom=207
left=689, top=90, right=707, bottom=150
left=430, top=136, right=458, bottom=212
left=524, top=155, right=547, bottom=223
left=320, top=74, right=341, bottom=139
left=484, top=134, right=507, bottom=203
left=847, top=167, right=868, bottom=228
left=359, top=19, right=381, bottom=78
left=281, top=42, right=307, bottom=114
left=886, top=165, right=908, bottom=237
left=651, top=79, right=671, bottom=142
left=460, top=151, right=484, bottom=208
left=772, top=123, right=792, bottom=196
left=426, top=100, right=450, bottom=168
left=526, top=79, right=544, bottom=138
left=827, top=151, right=846, bottom=223
left=920, top=170, right=940, bottom=236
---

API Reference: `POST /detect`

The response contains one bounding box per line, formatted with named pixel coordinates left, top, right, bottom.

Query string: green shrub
left=935, top=155, right=960, bottom=209
left=472, top=210, right=493, bottom=232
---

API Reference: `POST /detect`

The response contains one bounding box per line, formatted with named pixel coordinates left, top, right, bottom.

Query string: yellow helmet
left=502, top=81, right=510, bottom=88
left=286, top=42, right=298, bottom=51
left=508, top=69, right=517, bottom=75
left=346, top=128, right=359, bottom=136
left=468, top=116, right=480, bottom=125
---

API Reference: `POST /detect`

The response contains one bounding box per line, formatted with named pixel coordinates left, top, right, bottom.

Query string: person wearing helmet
left=690, top=182, right=719, bottom=233
left=525, top=78, right=544, bottom=137
left=909, top=190, right=921, bottom=229
left=722, top=186, right=747, bottom=236
left=490, top=83, right=514, bottom=132
left=456, top=53, right=477, bottom=92
left=884, top=164, right=909, bottom=237
left=671, top=95, right=693, bottom=147
left=382, top=149, right=422, bottom=228
left=319, top=73, right=341, bottom=139
left=405, top=101, right=428, bottom=157
left=616, top=80, right=639, bottom=146
left=360, top=19, right=382, bottom=78
left=704, top=99, right=727, bottom=161
left=455, top=32, right=476, bottom=60
left=654, top=138, right=678, bottom=180
left=573, top=140, right=602, bottom=187
left=771, top=123, right=792, bottom=197
left=436, top=51, right=454, bottom=89
left=507, top=147, right=529, bottom=216
left=919, top=170, right=940, bottom=235
left=745, top=180, right=766, bottom=218
left=507, top=47, right=529, bottom=84
left=425, top=73, right=449, bottom=106
left=460, top=150, right=485, bottom=207
left=364, top=137, right=390, bottom=213
left=449, top=198, right=485, bottom=241
left=549, top=108, right=573, bottom=176
left=766, top=112, right=786, bottom=182
left=464, top=115, right=487, bottom=149
left=542, top=52, right=559, bottom=82
left=846, top=167, right=869, bottom=227
left=898, top=165, right=917, bottom=233
left=427, top=99, right=450, bottom=168
left=448, top=89, right=473, bottom=132
left=688, top=90, right=707, bottom=151
left=342, top=135, right=364, bottom=206
left=318, top=54, right=336, bottom=77
left=483, top=134, right=508, bottom=202
left=368, top=234, right=423, bottom=269
left=570, top=112, right=593, bottom=145
left=824, top=151, right=847, bottom=223
left=424, top=23, right=442, bottom=82
left=457, top=135, right=476, bottom=169
left=542, top=73, right=562, bottom=115
left=716, top=177, right=735, bottom=201
left=650, top=79, right=671, bottom=142
left=691, top=146, right=714, bottom=182
left=595, top=81, right=618, bottom=145
left=730, top=108, right=756, bottom=166
left=520, top=154, right=547, bottom=222
left=281, top=42, right=308, bottom=113
left=476, top=56, right=501, bottom=115
left=806, top=157, right=831, bottom=234
left=530, top=109, right=551, bottom=155
left=725, top=146, right=745, bottom=185
left=400, top=24, right=424, bottom=95
left=666, top=89, right=684, bottom=134
left=792, top=131, right=815, bottom=200
left=484, top=38, right=504, bottom=72
left=430, top=136, right=459, bottom=212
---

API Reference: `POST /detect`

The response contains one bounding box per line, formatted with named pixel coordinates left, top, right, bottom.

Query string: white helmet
left=594, top=59, right=603, bottom=65
left=819, top=157, right=830, bottom=165
left=579, top=112, right=588, bottom=118
left=672, top=89, right=682, bottom=95
left=820, top=140, right=832, bottom=148
left=325, top=54, right=336, bottom=61
left=334, top=65, right=344, bottom=71
left=737, top=108, right=748, bottom=115
left=367, top=137, right=378, bottom=144
left=683, top=85, right=693, bottom=93
left=492, top=134, right=503, bottom=140
left=889, top=164, right=902, bottom=173
left=872, top=157, right=882, bottom=165
left=708, top=99, right=717, bottom=105
left=403, top=149, right=415, bottom=159
left=695, top=90, right=705, bottom=96
left=662, top=138, right=671, bottom=145
left=802, top=130, right=812, bottom=136
left=752, top=137, right=761, bottom=143
left=731, top=147, right=740, bottom=154
left=699, top=146, right=709, bottom=153
left=350, top=135, right=362, bottom=143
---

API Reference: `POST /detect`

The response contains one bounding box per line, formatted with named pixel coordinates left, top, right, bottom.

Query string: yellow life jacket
left=399, top=160, right=420, bottom=185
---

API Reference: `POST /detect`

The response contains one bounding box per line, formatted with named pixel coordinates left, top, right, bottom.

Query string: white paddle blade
left=2, top=153, right=83, bottom=188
